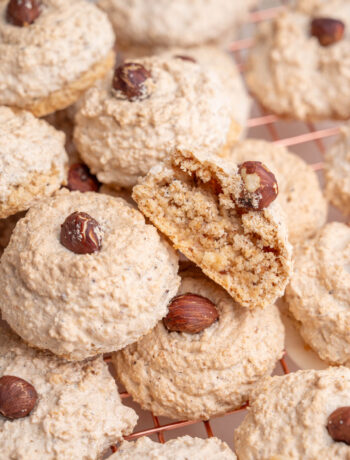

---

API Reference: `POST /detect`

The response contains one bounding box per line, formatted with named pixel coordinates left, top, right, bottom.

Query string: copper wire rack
left=106, top=2, right=343, bottom=453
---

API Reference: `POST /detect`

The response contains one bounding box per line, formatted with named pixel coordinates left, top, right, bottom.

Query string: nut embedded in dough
left=327, top=406, right=350, bottom=445
left=0, top=375, right=37, bottom=420
left=163, top=293, right=219, bottom=334
left=311, top=17, right=345, bottom=47
left=6, top=0, right=41, bottom=27
left=113, top=62, right=152, bottom=101
left=67, top=163, right=100, bottom=193
left=60, top=211, right=103, bottom=255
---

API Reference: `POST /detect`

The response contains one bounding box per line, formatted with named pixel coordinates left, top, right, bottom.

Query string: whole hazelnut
left=0, top=375, right=38, bottom=419
left=327, top=406, right=350, bottom=445
left=163, top=293, right=219, bottom=334
left=60, top=211, right=102, bottom=255
left=67, top=164, right=99, bottom=193
left=6, top=0, right=41, bottom=27
left=311, top=17, right=345, bottom=47
left=238, top=161, right=278, bottom=211
left=113, top=63, right=151, bottom=101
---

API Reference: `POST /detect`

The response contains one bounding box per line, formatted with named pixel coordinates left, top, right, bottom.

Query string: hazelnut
left=238, top=161, right=278, bottom=211
left=6, top=0, right=41, bottom=27
left=163, top=293, right=219, bottom=334
left=60, top=211, right=102, bottom=255
left=174, top=55, right=197, bottom=63
left=0, top=375, right=37, bottom=419
left=311, top=17, right=345, bottom=47
left=67, top=163, right=99, bottom=193
left=327, top=407, right=350, bottom=444
left=113, top=62, right=151, bottom=101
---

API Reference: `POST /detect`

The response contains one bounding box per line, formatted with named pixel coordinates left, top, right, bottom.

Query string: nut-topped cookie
left=228, top=139, right=327, bottom=245
left=98, top=0, right=257, bottom=52
left=0, top=320, right=137, bottom=459
left=113, top=269, right=285, bottom=420
left=246, top=0, right=350, bottom=120
left=234, top=367, right=350, bottom=459
left=0, top=0, right=115, bottom=117
left=0, top=107, right=68, bottom=219
left=0, top=190, right=180, bottom=360
left=74, top=55, right=240, bottom=189
left=112, top=436, right=236, bottom=460
left=286, top=222, right=350, bottom=366
left=133, top=147, right=292, bottom=309
left=325, top=124, right=350, bottom=215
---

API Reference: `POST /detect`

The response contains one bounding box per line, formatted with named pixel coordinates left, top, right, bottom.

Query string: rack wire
left=108, top=2, right=342, bottom=453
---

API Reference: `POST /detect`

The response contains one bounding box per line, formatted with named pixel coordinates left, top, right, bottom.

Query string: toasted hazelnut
left=113, top=62, right=151, bottom=101
left=238, top=161, right=278, bottom=211
left=67, top=163, right=99, bottom=193
left=311, top=17, right=345, bottom=47
left=327, top=407, right=350, bottom=444
left=6, top=0, right=41, bottom=27
left=60, top=211, right=102, bottom=255
left=0, top=375, right=37, bottom=419
left=163, top=293, right=219, bottom=334
left=174, top=55, right=197, bottom=63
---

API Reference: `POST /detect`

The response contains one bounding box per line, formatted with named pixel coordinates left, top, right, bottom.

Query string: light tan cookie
left=246, top=1, right=350, bottom=120
left=0, top=320, right=137, bottom=460
left=98, top=0, right=257, bottom=50
left=228, top=139, right=327, bottom=245
left=133, top=147, right=292, bottom=309
left=113, top=270, right=284, bottom=420
left=325, top=125, right=350, bottom=215
left=286, top=222, right=350, bottom=366
left=0, top=190, right=180, bottom=360
left=0, top=211, right=25, bottom=256
left=0, top=107, right=68, bottom=218
left=74, top=56, right=240, bottom=189
left=113, top=436, right=236, bottom=459
left=234, top=367, right=350, bottom=459
left=157, top=47, right=251, bottom=135
left=0, top=0, right=115, bottom=117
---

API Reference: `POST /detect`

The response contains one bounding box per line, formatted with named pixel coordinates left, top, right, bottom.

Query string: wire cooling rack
left=107, top=2, right=343, bottom=453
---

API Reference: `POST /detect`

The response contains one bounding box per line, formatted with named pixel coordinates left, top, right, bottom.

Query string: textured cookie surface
left=158, top=46, right=251, bottom=135
left=325, top=125, right=350, bottom=215
left=98, top=0, right=257, bottom=49
left=74, top=56, right=240, bottom=188
left=286, top=222, right=350, bottom=365
left=0, top=0, right=115, bottom=110
left=0, top=107, right=68, bottom=218
left=234, top=367, right=350, bottom=459
left=246, top=0, right=350, bottom=120
left=113, top=436, right=236, bottom=459
left=0, top=190, right=180, bottom=360
left=113, top=271, right=284, bottom=420
left=133, top=147, right=292, bottom=309
left=228, top=139, right=327, bottom=244
left=0, top=320, right=137, bottom=460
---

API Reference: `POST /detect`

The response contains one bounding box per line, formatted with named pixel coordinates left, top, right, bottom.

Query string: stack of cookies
left=1, top=0, right=350, bottom=459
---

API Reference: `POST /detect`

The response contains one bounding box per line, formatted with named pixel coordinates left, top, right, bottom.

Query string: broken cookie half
left=133, top=147, right=292, bottom=309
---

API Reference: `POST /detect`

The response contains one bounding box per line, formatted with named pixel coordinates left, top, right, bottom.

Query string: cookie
left=0, top=190, right=180, bottom=360
left=74, top=55, right=241, bottom=189
left=112, top=436, right=236, bottom=459
left=0, top=0, right=115, bottom=117
left=158, top=47, right=251, bottom=136
left=113, top=270, right=284, bottom=420
left=98, top=0, right=257, bottom=51
left=0, top=211, right=25, bottom=256
left=133, top=147, right=292, bottom=309
left=325, top=124, right=350, bottom=215
left=0, top=107, right=68, bottom=219
left=234, top=367, right=350, bottom=459
left=228, top=139, right=327, bottom=245
left=246, top=0, right=350, bottom=120
left=0, top=320, right=137, bottom=460
left=286, top=222, right=350, bottom=366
